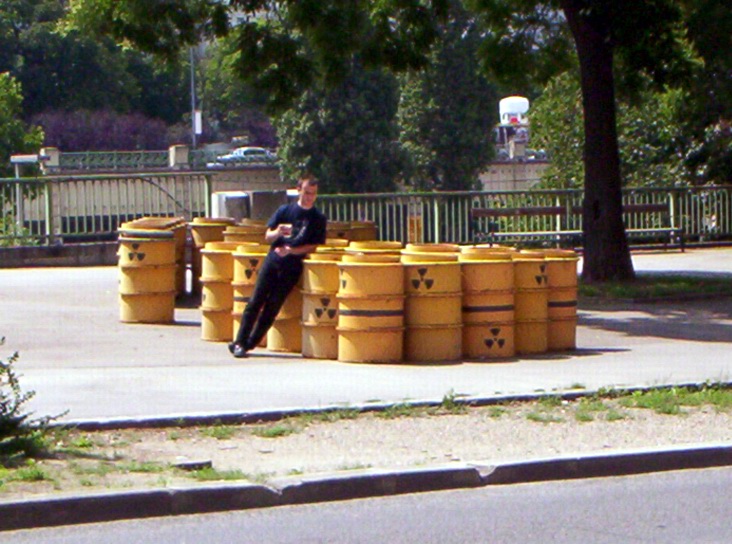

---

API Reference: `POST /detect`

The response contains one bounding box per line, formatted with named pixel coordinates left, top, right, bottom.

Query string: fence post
left=44, top=179, right=54, bottom=245
left=433, top=197, right=441, bottom=244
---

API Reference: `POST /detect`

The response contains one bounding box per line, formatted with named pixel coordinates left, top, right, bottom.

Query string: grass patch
left=579, top=275, right=732, bottom=301
left=252, top=423, right=298, bottom=438
left=119, top=461, right=166, bottom=474
left=526, top=412, right=564, bottom=424
left=186, top=468, right=248, bottom=482
left=200, top=425, right=238, bottom=441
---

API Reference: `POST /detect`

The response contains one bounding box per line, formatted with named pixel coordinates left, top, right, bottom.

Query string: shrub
left=0, top=337, right=59, bottom=466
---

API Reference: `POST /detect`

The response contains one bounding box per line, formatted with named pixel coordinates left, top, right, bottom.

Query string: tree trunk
left=560, top=0, right=635, bottom=282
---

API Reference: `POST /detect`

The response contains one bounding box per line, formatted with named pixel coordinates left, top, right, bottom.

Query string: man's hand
left=274, top=245, right=293, bottom=257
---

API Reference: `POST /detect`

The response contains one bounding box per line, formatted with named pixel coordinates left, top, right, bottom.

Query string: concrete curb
left=2, top=443, right=731, bottom=532
left=55, top=381, right=732, bottom=431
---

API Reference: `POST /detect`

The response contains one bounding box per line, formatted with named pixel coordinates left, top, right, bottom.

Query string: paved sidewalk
left=1, top=248, right=732, bottom=424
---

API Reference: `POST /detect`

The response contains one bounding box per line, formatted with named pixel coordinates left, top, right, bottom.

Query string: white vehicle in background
left=206, top=146, right=276, bottom=168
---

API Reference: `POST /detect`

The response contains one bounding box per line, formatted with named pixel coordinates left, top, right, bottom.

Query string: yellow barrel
left=512, top=252, right=549, bottom=354
left=118, top=235, right=176, bottom=267
left=341, top=253, right=401, bottom=263
left=336, top=259, right=405, bottom=363
left=120, top=217, right=187, bottom=295
left=189, top=218, right=236, bottom=295
left=545, top=249, right=579, bottom=351
left=321, top=238, right=350, bottom=248
left=118, top=264, right=177, bottom=294
left=224, top=224, right=267, bottom=244
left=337, top=327, right=404, bottom=363
left=459, top=251, right=514, bottom=292
left=405, top=325, right=462, bottom=362
left=302, top=255, right=341, bottom=361
left=201, top=280, right=233, bottom=311
left=327, top=221, right=351, bottom=240
left=303, top=253, right=342, bottom=294
left=338, top=262, right=404, bottom=296
left=119, top=292, right=176, bottom=323
left=463, top=323, right=515, bottom=360
left=233, top=244, right=269, bottom=285
left=403, top=260, right=462, bottom=362
left=117, top=230, right=177, bottom=324
left=459, top=249, right=515, bottom=359
left=337, top=295, right=405, bottom=329
left=461, top=291, right=514, bottom=324
left=405, top=293, right=462, bottom=326
left=403, top=262, right=461, bottom=294
left=347, top=221, right=379, bottom=241
left=200, top=243, right=237, bottom=282
left=267, top=317, right=302, bottom=353
left=401, top=252, right=458, bottom=263
left=405, top=243, right=460, bottom=253
left=232, top=282, right=254, bottom=314
left=201, top=309, right=233, bottom=342
left=303, top=293, right=338, bottom=324
left=301, top=323, right=338, bottom=359
left=276, top=287, right=303, bottom=320
left=349, top=240, right=403, bottom=250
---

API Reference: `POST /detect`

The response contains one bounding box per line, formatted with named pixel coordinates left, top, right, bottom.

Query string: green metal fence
left=0, top=173, right=211, bottom=245
left=2, top=174, right=731, bottom=246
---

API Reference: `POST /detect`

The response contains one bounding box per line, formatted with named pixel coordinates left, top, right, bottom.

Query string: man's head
left=297, top=174, right=319, bottom=209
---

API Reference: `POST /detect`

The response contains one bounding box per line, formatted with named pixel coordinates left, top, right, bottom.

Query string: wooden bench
left=470, top=202, right=684, bottom=250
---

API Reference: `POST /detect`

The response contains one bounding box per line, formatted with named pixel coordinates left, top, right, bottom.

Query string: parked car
left=206, top=146, right=276, bottom=168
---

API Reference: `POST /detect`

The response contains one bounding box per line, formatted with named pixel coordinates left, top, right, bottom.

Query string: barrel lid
left=348, top=240, right=403, bottom=250
left=401, top=252, right=459, bottom=263
left=340, top=253, right=402, bottom=263
left=191, top=217, right=236, bottom=226
left=404, top=243, right=459, bottom=253
left=233, top=244, right=269, bottom=255
left=203, top=241, right=241, bottom=252
left=118, top=229, right=175, bottom=239
left=322, top=238, right=350, bottom=247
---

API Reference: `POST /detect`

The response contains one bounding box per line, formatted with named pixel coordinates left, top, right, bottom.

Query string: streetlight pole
left=190, top=47, right=197, bottom=149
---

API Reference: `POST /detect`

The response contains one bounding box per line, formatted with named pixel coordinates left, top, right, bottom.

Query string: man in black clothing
left=228, top=175, right=327, bottom=358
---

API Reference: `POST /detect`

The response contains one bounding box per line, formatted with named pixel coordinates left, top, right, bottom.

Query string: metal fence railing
left=2, top=175, right=732, bottom=246
left=1, top=173, right=211, bottom=245
left=58, top=151, right=170, bottom=171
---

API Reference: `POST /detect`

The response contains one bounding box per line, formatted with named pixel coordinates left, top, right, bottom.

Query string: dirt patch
left=1, top=399, right=731, bottom=503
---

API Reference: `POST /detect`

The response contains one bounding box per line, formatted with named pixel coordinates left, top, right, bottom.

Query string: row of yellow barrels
left=193, top=240, right=579, bottom=363
left=297, top=242, right=579, bottom=363
left=117, top=217, right=187, bottom=323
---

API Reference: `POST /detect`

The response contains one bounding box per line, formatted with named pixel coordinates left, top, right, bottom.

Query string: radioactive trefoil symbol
left=535, top=264, right=548, bottom=286
left=484, top=327, right=506, bottom=350
left=411, top=268, right=434, bottom=290
left=245, top=258, right=260, bottom=279
left=339, top=269, right=347, bottom=289
left=314, top=297, right=337, bottom=320
left=128, top=243, right=146, bottom=262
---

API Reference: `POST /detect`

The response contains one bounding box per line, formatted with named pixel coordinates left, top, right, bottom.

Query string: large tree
left=0, top=73, right=44, bottom=178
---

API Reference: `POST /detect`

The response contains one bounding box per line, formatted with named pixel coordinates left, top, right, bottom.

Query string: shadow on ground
left=579, top=296, right=732, bottom=343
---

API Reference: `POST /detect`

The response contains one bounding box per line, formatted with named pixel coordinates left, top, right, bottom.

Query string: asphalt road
left=4, top=467, right=731, bottom=543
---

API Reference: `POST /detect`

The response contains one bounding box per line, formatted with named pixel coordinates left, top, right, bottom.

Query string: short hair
left=297, top=174, right=318, bottom=189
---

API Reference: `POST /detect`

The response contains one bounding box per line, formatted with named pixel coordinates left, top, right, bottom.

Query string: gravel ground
left=2, top=397, right=731, bottom=502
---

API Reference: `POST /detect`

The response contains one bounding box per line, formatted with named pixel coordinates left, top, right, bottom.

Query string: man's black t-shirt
left=267, top=203, right=327, bottom=261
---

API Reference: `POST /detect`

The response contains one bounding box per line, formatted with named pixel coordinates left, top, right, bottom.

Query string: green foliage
left=275, top=61, right=403, bottom=193
left=0, top=73, right=44, bottom=177
left=531, top=71, right=688, bottom=188
left=0, top=337, right=56, bottom=466
left=398, top=0, right=497, bottom=191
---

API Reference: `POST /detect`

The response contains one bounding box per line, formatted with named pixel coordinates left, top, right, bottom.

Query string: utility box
left=212, top=191, right=250, bottom=222
left=245, top=190, right=288, bottom=221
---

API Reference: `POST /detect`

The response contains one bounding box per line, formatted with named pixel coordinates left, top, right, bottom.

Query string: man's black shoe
left=228, top=342, right=248, bottom=358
